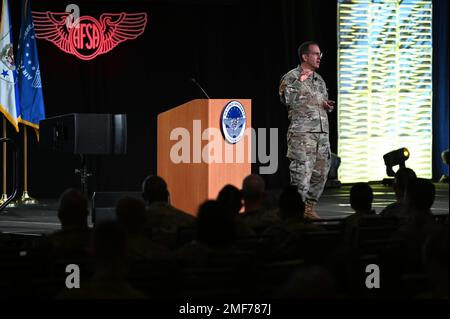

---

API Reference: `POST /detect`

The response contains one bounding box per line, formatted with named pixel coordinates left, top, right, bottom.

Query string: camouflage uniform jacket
left=279, top=65, right=329, bottom=134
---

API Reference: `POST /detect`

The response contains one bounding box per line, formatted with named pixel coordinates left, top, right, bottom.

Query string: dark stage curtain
left=5, top=0, right=338, bottom=198
left=432, top=0, right=449, bottom=180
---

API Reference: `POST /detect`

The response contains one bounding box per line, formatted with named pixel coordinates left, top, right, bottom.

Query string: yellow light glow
left=337, top=0, right=432, bottom=182
left=403, top=148, right=410, bottom=158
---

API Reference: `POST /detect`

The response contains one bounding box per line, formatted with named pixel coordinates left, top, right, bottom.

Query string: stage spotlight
left=383, top=147, right=410, bottom=177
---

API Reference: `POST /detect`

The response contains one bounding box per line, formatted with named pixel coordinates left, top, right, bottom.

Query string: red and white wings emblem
left=32, top=11, right=148, bottom=60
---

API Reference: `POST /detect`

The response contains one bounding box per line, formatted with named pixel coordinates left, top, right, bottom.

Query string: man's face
left=302, top=44, right=322, bottom=70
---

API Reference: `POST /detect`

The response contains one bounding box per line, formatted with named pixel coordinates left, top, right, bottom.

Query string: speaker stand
left=75, top=154, right=92, bottom=198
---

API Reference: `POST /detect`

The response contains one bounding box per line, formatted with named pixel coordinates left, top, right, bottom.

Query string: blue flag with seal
left=17, top=0, right=45, bottom=135
left=0, top=0, right=20, bottom=132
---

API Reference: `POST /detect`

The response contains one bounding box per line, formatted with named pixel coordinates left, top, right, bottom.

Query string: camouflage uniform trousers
left=288, top=132, right=331, bottom=202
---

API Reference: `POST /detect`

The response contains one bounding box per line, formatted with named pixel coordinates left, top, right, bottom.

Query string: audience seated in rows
left=1, top=171, right=446, bottom=299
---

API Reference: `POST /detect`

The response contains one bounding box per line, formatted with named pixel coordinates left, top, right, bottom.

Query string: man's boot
left=304, top=199, right=321, bottom=220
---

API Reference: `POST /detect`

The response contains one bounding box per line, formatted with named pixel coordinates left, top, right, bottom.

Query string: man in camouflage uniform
left=279, top=41, right=335, bottom=219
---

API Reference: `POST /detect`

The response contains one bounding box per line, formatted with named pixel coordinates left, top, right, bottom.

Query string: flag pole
left=19, top=125, right=37, bottom=204
left=0, top=117, right=16, bottom=207
left=0, top=117, right=7, bottom=204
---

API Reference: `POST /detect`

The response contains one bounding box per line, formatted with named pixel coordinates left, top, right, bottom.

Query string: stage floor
left=0, top=182, right=448, bottom=235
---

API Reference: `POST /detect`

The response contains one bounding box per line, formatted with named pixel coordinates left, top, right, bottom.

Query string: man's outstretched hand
left=323, top=100, right=335, bottom=112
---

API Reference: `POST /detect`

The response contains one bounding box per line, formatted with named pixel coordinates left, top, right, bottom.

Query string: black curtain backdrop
left=5, top=0, right=338, bottom=198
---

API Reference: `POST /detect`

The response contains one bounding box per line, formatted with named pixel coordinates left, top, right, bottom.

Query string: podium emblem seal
left=221, top=101, right=246, bottom=144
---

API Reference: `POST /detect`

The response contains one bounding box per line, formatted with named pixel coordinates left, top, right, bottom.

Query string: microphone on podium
left=190, top=77, right=211, bottom=99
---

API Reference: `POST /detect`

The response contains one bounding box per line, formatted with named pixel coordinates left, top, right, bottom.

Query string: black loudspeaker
left=39, top=113, right=127, bottom=154
left=91, top=191, right=143, bottom=225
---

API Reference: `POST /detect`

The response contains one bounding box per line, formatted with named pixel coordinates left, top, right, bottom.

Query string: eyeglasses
left=308, top=52, right=323, bottom=58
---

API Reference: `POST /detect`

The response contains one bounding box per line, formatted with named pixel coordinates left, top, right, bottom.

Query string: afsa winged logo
left=32, top=11, right=148, bottom=60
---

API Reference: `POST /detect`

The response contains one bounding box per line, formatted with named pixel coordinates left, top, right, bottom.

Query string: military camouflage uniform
left=279, top=65, right=331, bottom=202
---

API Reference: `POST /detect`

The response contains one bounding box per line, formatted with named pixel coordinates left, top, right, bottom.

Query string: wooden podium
left=157, top=99, right=251, bottom=216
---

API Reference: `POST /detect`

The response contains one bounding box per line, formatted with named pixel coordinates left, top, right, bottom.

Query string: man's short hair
left=142, top=175, right=169, bottom=204
left=57, top=188, right=89, bottom=226
left=350, top=182, right=373, bottom=211
left=298, top=41, right=318, bottom=62
left=242, top=174, right=265, bottom=201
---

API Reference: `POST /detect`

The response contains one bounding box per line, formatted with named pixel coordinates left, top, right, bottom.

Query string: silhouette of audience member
left=177, top=200, right=240, bottom=267
left=404, top=178, right=437, bottom=226
left=116, top=196, right=170, bottom=261
left=389, top=178, right=439, bottom=273
left=47, top=188, right=92, bottom=258
left=142, top=175, right=196, bottom=249
left=58, top=221, right=147, bottom=299
left=217, top=185, right=256, bottom=238
left=276, top=265, right=337, bottom=298
left=196, top=200, right=236, bottom=247
left=262, top=186, right=323, bottom=259
left=380, top=167, right=417, bottom=224
left=418, top=226, right=449, bottom=298
left=343, top=182, right=379, bottom=244
left=239, top=174, right=279, bottom=233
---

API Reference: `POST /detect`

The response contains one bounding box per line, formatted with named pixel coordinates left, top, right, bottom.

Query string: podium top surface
left=159, top=98, right=251, bottom=117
